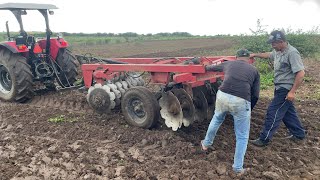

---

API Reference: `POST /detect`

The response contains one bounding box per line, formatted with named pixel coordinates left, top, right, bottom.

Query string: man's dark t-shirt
left=206, top=60, right=260, bottom=109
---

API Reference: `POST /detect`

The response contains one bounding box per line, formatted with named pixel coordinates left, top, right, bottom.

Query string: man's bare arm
left=250, top=52, right=271, bottom=59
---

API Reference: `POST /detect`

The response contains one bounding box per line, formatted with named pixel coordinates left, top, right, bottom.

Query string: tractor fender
left=0, top=42, right=29, bottom=53
left=38, top=38, right=69, bottom=60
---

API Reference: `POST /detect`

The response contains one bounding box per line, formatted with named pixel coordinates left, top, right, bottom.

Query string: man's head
left=267, top=30, right=287, bottom=51
left=236, top=49, right=251, bottom=61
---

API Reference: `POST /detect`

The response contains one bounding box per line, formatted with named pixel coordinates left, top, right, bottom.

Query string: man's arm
left=205, top=62, right=226, bottom=72
left=286, top=70, right=305, bottom=101
left=250, top=52, right=271, bottom=59
left=251, top=73, right=260, bottom=110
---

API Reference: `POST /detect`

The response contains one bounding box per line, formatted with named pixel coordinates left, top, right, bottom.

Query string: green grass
left=253, top=59, right=274, bottom=90
left=48, top=115, right=77, bottom=123
left=311, top=89, right=320, bottom=100
left=260, top=72, right=274, bottom=90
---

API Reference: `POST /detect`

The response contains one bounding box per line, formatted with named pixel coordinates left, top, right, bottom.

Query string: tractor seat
left=26, top=35, right=35, bottom=45
left=15, top=36, right=27, bottom=45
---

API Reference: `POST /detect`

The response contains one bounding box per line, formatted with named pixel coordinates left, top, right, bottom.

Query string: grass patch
left=260, top=72, right=274, bottom=90
left=253, top=59, right=274, bottom=90
left=308, top=84, right=320, bottom=100
left=48, top=115, right=77, bottom=123
left=303, top=75, right=313, bottom=83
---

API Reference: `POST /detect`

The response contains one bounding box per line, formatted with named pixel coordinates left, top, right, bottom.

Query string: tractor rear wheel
left=121, top=86, right=160, bottom=129
left=0, top=48, right=34, bottom=102
left=55, top=49, right=78, bottom=87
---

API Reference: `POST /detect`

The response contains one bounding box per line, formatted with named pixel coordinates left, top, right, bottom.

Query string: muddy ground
left=0, top=39, right=320, bottom=180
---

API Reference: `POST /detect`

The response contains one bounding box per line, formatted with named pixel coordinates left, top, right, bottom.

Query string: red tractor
left=0, top=3, right=78, bottom=102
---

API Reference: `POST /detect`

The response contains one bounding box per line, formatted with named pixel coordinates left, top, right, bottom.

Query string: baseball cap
left=236, top=49, right=251, bottom=57
left=267, top=30, right=286, bottom=44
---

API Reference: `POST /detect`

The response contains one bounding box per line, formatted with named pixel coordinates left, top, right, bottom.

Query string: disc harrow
left=79, top=55, right=254, bottom=131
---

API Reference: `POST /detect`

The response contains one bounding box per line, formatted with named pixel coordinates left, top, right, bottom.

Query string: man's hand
left=286, top=91, right=295, bottom=101
left=250, top=53, right=256, bottom=58
left=286, top=70, right=305, bottom=102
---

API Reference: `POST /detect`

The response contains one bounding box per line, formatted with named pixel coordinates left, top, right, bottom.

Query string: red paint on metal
left=3, top=41, right=29, bottom=53
left=81, top=56, right=247, bottom=88
left=38, top=38, right=69, bottom=60
left=173, top=73, right=197, bottom=83
left=151, top=72, right=170, bottom=84
left=81, top=64, right=206, bottom=73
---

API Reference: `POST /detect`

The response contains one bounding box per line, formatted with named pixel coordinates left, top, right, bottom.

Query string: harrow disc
left=159, top=91, right=183, bottom=131
left=192, top=87, right=209, bottom=121
left=87, top=86, right=112, bottom=113
left=199, top=85, right=215, bottom=105
left=171, top=88, right=195, bottom=127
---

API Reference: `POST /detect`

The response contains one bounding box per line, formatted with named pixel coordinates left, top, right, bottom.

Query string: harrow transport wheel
left=0, top=48, right=34, bottom=102
left=56, top=49, right=78, bottom=87
left=121, top=86, right=160, bottom=129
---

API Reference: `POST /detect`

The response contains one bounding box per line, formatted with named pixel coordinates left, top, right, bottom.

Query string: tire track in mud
left=28, top=93, right=94, bottom=114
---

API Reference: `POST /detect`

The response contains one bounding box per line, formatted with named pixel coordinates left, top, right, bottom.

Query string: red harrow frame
left=79, top=56, right=254, bottom=131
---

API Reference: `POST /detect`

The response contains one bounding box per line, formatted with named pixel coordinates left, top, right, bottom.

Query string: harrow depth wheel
left=121, top=86, right=160, bottom=129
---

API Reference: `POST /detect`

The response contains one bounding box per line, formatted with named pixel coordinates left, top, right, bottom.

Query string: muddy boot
left=250, top=138, right=269, bottom=147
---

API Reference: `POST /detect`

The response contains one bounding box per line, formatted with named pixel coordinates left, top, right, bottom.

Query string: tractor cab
left=0, top=3, right=78, bottom=103
left=0, top=3, right=60, bottom=57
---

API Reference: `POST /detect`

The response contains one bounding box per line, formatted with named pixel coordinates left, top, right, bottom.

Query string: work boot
left=285, top=135, right=305, bottom=142
left=250, top=138, right=269, bottom=147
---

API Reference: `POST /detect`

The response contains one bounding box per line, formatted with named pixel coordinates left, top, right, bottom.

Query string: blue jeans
left=203, top=90, right=251, bottom=172
left=259, top=88, right=305, bottom=142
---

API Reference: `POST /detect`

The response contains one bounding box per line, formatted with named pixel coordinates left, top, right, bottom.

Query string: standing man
left=250, top=30, right=306, bottom=147
left=201, top=49, right=260, bottom=174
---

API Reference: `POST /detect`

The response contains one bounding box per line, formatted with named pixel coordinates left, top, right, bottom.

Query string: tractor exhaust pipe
left=5, top=21, right=11, bottom=40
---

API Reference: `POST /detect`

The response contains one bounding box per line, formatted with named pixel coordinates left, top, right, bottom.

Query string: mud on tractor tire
left=55, top=49, right=78, bottom=87
left=0, top=48, right=34, bottom=102
left=121, top=86, right=160, bottom=129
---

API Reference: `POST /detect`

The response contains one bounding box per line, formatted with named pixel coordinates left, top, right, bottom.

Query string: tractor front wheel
left=0, top=48, right=34, bottom=102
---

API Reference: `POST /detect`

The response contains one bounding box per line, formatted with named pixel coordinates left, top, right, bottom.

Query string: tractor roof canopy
left=0, top=3, right=58, bottom=10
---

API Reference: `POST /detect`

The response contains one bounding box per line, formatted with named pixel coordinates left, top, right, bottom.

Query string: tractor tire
left=0, top=48, right=34, bottom=102
left=121, top=86, right=160, bottom=129
left=55, top=49, right=78, bottom=87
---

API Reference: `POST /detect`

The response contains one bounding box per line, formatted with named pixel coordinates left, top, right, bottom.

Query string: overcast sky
left=0, top=0, right=319, bottom=35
